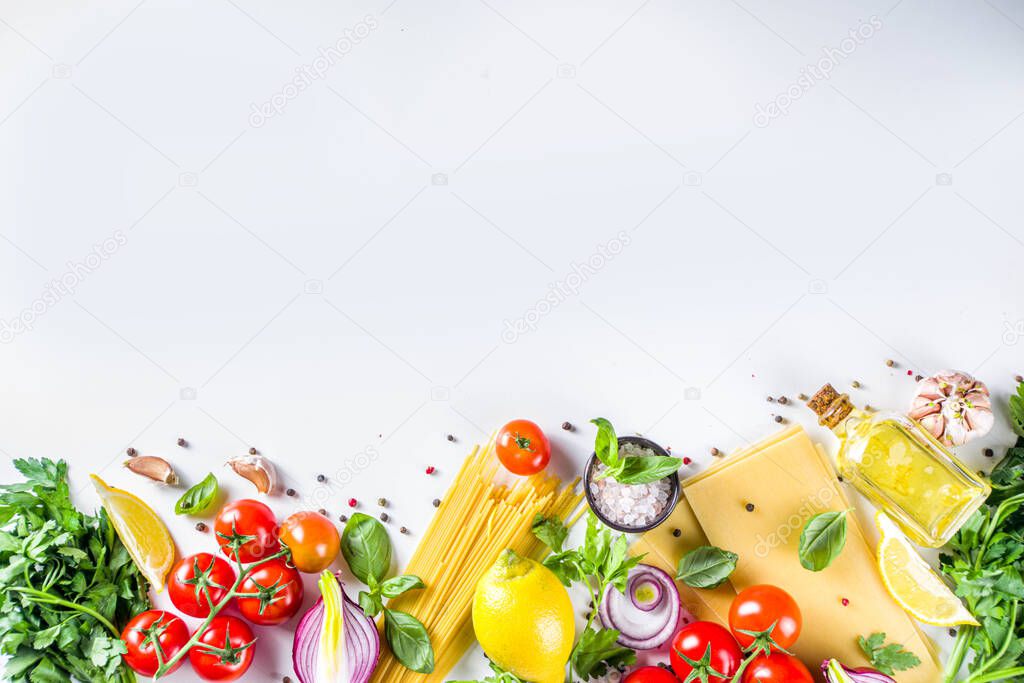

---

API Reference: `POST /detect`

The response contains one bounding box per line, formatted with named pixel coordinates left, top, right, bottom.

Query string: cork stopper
left=807, top=383, right=853, bottom=428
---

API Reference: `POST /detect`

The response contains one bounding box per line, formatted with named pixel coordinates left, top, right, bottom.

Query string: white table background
left=2, top=0, right=1024, bottom=680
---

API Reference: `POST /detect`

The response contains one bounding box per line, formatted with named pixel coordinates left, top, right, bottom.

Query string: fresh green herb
left=798, top=510, right=848, bottom=572
left=590, top=418, right=682, bottom=485
left=340, top=512, right=433, bottom=673
left=533, top=512, right=642, bottom=680
left=449, top=659, right=525, bottom=683
left=857, top=632, right=921, bottom=675
left=571, top=627, right=636, bottom=680
left=531, top=514, right=568, bottom=553
left=0, top=458, right=150, bottom=683
left=941, top=433, right=1024, bottom=683
left=1010, top=381, right=1024, bottom=438
left=676, top=545, right=738, bottom=588
left=384, top=608, right=434, bottom=673
left=173, top=473, right=218, bottom=515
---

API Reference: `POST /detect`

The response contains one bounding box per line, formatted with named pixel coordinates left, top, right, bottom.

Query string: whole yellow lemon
left=472, top=549, right=574, bottom=683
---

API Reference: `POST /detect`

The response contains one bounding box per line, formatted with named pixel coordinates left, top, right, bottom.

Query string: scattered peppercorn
left=886, top=359, right=894, bottom=367
left=339, top=514, right=347, bottom=523
left=745, top=503, right=755, bottom=512
left=774, top=415, right=784, bottom=423
left=672, top=528, right=681, bottom=537
left=710, top=447, right=720, bottom=457
left=425, top=466, right=435, bottom=475
left=583, top=612, right=591, bottom=621
left=126, top=447, right=137, bottom=457
left=851, top=380, right=861, bottom=389
left=562, top=421, right=573, bottom=431
left=283, top=677, right=292, bottom=683
left=798, top=392, right=808, bottom=401
left=1016, top=375, right=1023, bottom=383
left=841, top=597, right=850, bottom=606
left=378, top=497, right=388, bottom=506
left=949, top=629, right=957, bottom=637
left=682, top=457, right=692, bottom=465
left=837, top=475, right=844, bottom=483
left=286, top=488, right=296, bottom=497
left=177, top=437, right=187, bottom=447
left=195, top=522, right=207, bottom=532
left=766, top=396, right=775, bottom=403
left=379, top=513, right=389, bottom=522
left=915, top=374, right=923, bottom=382
left=318, top=508, right=327, bottom=516
left=984, top=448, right=995, bottom=458
left=316, top=474, right=326, bottom=483
left=907, top=370, right=913, bottom=376
left=249, top=447, right=257, bottom=455
left=446, top=434, right=455, bottom=442
left=432, top=498, right=441, bottom=507
left=400, top=526, right=408, bottom=534
left=778, top=396, right=789, bottom=405
left=348, top=498, right=357, bottom=507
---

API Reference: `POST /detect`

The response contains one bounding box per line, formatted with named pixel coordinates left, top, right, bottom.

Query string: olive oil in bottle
left=807, top=384, right=989, bottom=548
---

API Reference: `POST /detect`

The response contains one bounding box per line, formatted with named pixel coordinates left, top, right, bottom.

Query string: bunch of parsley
left=0, top=458, right=150, bottom=683
left=940, top=382, right=1024, bottom=683
left=533, top=512, right=642, bottom=681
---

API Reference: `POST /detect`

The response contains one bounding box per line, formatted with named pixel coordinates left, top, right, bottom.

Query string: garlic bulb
left=227, top=454, right=276, bottom=494
left=908, top=370, right=994, bottom=446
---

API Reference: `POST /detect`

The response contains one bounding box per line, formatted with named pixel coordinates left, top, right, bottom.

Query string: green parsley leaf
left=857, top=632, right=921, bottom=675
left=571, top=627, right=636, bottom=679
left=1010, top=381, right=1024, bottom=438
left=531, top=514, right=568, bottom=553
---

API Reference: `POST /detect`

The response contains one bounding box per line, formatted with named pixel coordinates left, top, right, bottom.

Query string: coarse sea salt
left=589, top=443, right=673, bottom=529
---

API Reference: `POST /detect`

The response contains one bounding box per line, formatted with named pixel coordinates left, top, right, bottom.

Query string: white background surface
left=2, top=0, right=1024, bottom=681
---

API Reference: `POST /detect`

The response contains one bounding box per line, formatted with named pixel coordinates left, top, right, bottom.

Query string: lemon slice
left=91, top=474, right=175, bottom=592
left=875, top=512, right=977, bottom=626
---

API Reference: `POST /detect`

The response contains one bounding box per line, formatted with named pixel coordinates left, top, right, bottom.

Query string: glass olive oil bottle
left=807, top=384, right=989, bottom=548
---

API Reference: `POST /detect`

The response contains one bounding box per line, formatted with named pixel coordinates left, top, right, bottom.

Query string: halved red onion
left=292, top=574, right=379, bottom=683
left=599, top=564, right=690, bottom=650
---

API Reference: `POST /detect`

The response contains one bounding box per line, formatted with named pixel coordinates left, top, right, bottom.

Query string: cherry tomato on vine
left=236, top=558, right=304, bottom=625
left=189, top=615, right=256, bottom=681
left=495, top=419, right=551, bottom=475
left=623, top=665, right=680, bottom=683
left=168, top=552, right=236, bottom=618
left=121, top=610, right=190, bottom=676
left=728, top=585, right=802, bottom=654
left=670, top=621, right=742, bottom=683
left=740, top=653, right=813, bottom=683
left=214, top=499, right=279, bottom=563
left=280, top=510, right=340, bottom=573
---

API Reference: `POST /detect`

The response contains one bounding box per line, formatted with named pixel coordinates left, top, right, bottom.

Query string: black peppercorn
left=774, top=415, right=784, bottom=423
left=672, top=528, right=681, bottom=537
left=316, top=474, right=326, bottom=483
left=562, top=421, right=573, bottom=431
left=177, top=437, right=187, bottom=447
left=984, top=448, right=994, bottom=458
left=380, top=513, right=389, bottom=522
left=400, top=526, right=408, bottom=534
left=778, top=396, right=789, bottom=405
left=710, top=447, right=720, bottom=457
left=745, top=503, right=755, bottom=512
left=249, top=447, right=257, bottom=455
left=286, top=488, right=296, bottom=497
left=339, top=514, right=347, bottom=523
left=446, top=434, right=455, bottom=442
left=195, top=522, right=207, bottom=532
left=432, top=498, right=441, bottom=507
left=318, top=508, right=327, bottom=516
left=126, top=447, right=137, bottom=457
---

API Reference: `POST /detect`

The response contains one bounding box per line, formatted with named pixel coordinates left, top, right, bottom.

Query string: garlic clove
left=226, top=454, right=276, bottom=495
left=124, top=456, right=179, bottom=485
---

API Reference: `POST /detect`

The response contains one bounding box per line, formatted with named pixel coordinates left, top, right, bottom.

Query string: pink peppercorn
left=841, top=598, right=850, bottom=606
left=425, top=466, right=435, bottom=475
left=682, top=457, right=692, bottom=465
left=347, top=498, right=357, bottom=508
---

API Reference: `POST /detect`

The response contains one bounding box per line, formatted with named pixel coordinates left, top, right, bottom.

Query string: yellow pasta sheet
left=681, top=425, right=940, bottom=682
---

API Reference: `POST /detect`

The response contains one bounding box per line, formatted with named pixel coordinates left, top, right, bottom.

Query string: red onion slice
left=292, top=574, right=380, bottom=683
left=599, top=564, right=690, bottom=650
left=628, top=573, right=664, bottom=612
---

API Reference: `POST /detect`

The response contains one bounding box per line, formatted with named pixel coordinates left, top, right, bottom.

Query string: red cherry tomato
left=728, top=585, right=802, bottom=653
left=121, top=610, right=190, bottom=676
left=189, top=615, right=256, bottom=681
left=168, top=552, right=236, bottom=618
left=235, top=558, right=304, bottom=625
left=214, top=499, right=279, bottom=563
left=280, top=510, right=340, bottom=573
left=670, top=621, right=742, bottom=683
left=741, top=653, right=813, bottom=683
left=495, top=419, right=551, bottom=475
left=624, top=666, right=680, bottom=683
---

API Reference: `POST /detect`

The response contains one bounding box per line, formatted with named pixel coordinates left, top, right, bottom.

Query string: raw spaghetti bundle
left=372, top=441, right=583, bottom=683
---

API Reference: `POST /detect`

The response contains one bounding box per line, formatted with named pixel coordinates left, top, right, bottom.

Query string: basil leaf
left=676, top=545, right=738, bottom=588
left=359, top=589, right=384, bottom=617
left=173, top=473, right=218, bottom=515
left=531, top=514, right=568, bottom=552
left=591, top=418, right=619, bottom=468
left=384, top=608, right=435, bottom=673
left=342, top=513, right=392, bottom=585
left=798, top=510, right=848, bottom=571
left=380, top=574, right=425, bottom=598
left=610, top=456, right=682, bottom=485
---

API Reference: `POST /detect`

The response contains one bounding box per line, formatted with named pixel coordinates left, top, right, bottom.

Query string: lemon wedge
left=876, top=512, right=977, bottom=626
left=91, top=474, right=175, bottom=592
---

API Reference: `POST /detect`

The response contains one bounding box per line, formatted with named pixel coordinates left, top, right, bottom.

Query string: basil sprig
left=174, top=473, right=218, bottom=515
left=798, top=510, right=848, bottom=571
left=591, top=418, right=682, bottom=485
left=676, top=545, right=738, bottom=588
left=341, top=513, right=434, bottom=673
